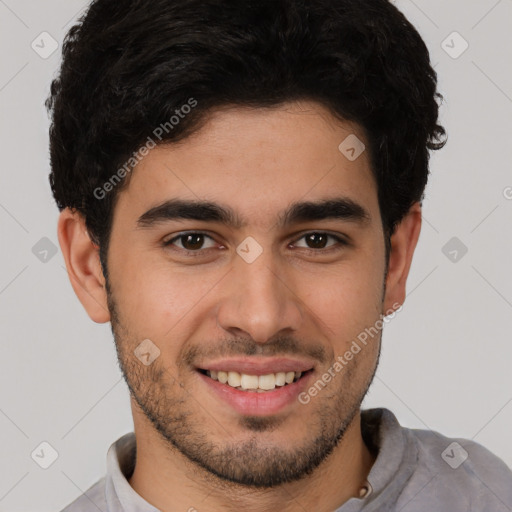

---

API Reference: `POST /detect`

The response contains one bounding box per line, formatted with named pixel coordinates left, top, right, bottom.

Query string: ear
left=57, top=208, right=110, bottom=323
left=383, top=202, right=422, bottom=313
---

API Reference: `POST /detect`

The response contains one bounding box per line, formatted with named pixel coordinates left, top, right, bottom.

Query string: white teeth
left=258, top=374, right=276, bottom=390
left=227, top=371, right=241, bottom=387
left=275, top=372, right=286, bottom=386
left=240, top=374, right=259, bottom=390
left=205, top=369, right=305, bottom=391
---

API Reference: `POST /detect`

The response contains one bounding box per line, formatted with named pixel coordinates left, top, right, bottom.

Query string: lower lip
left=198, top=371, right=313, bottom=416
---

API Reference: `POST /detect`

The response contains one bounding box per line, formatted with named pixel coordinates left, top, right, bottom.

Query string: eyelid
left=290, top=232, right=348, bottom=249
left=163, top=230, right=349, bottom=254
left=163, top=231, right=219, bottom=250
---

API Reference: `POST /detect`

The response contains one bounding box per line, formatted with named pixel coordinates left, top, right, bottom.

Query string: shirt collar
left=332, top=408, right=418, bottom=511
left=102, top=408, right=416, bottom=511
left=104, top=432, right=159, bottom=512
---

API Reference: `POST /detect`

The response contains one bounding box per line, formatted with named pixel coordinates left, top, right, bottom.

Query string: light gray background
left=1, top=0, right=511, bottom=510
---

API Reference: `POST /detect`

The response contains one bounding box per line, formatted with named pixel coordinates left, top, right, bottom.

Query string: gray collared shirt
left=60, top=408, right=512, bottom=511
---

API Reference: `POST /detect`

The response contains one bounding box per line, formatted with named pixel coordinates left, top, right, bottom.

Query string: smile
left=200, top=369, right=307, bottom=392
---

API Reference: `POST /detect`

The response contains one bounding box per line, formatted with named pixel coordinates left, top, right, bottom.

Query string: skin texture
left=58, top=100, right=422, bottom=512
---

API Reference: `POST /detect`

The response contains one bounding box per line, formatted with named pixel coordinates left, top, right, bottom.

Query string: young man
left=49, top=0, right=512, bottom=510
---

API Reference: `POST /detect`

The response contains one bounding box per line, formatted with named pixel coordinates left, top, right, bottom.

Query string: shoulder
left=406, top=426, right=512, bottom=509
left=59, top=477, right=106, bottom=512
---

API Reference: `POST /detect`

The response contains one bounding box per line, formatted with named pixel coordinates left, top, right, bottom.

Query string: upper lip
left=197, top=357, right=315, bottom=376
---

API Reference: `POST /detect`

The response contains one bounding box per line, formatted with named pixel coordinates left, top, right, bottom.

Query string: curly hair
left=46, top=0, right=446, bottom=274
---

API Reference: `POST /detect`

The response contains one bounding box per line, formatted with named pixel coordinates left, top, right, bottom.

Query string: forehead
left=114, top=101, right=379, bottom=228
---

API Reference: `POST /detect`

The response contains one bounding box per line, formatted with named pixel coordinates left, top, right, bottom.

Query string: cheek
left=109, top=250, right=221, bottom=341
left=300, top=252, right=385, bottom=348
left=109, top=226, right=385, bottom=353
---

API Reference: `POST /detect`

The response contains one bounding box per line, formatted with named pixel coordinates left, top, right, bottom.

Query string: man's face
left=105, top=101, right=388, bottom=486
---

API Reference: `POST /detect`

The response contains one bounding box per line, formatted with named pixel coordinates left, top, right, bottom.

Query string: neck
left=128, top=407, right=376, bottom=512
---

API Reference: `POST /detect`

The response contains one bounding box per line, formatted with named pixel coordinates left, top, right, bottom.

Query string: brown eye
left=305, top=233, right=328, bottom=249
left=180, top=234, right=205, bottom=250
left=164, top=232, right=217, bottom=251
left=293, top=232, right=345, bottom=251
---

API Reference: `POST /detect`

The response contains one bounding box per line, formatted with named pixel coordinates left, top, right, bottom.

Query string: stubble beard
left=106, top=280, right=381, bottom=488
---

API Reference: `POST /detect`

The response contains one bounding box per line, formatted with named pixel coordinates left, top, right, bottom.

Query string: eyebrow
left=136, top=197, right=371, bottom=230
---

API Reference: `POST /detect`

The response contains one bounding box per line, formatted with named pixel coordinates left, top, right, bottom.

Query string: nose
left=215, top=248, right=303, bottom=344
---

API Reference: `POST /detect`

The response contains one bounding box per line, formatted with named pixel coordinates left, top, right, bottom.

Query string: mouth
left=197, top=368, right=312, bottom=393
left=195, top=358, right=316, bottom=415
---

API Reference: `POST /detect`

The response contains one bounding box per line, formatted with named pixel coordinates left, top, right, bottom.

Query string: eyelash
left=162, top=231, right=348, bottom=257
